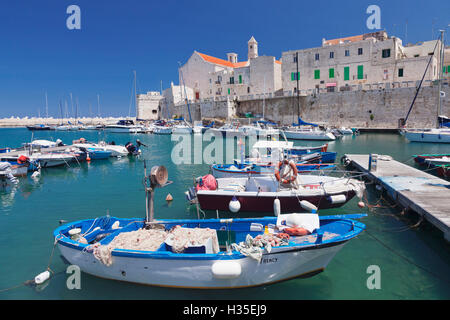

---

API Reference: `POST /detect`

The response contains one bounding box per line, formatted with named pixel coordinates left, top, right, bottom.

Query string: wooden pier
left=345, top=154, right=450, bottom=242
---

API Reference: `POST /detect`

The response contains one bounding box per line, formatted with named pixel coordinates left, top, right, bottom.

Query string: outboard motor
left=125, top=142, right=137, bottom=155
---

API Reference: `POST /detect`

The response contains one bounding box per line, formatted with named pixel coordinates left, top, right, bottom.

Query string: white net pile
left=166, top=225, right=219, bottom=254
left=90, top=226, right=218, bottom=266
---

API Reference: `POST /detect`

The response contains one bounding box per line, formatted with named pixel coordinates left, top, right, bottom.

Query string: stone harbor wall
left=236, top=83, right=450, bottom=128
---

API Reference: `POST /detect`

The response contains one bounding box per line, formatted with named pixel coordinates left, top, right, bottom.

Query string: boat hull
left=211, top=164, right=335, bottom=179
left=56, top=240, right=346, bottom=289
left=283, top=130, right=336, bottom=141
left=197, top=191, right=356, bottom=212
left=405, top=131, right=450, bottom=143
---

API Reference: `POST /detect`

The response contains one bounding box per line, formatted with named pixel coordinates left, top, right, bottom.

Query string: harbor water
left=0, top=128, right=449, bottom=299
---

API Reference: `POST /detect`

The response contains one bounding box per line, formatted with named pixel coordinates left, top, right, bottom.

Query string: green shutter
left=314, top=69, right=320, bottom=79
left=291, top=72, right=295, bottom=81
left=239, top=75, right=242, bottom=83
left=344, top=67, right=349, bottom=81
left=357, top=65, right=364, bottom=79
left=329, top=68, right=334, bottom=79
left=297, top=72, right=300, bottom=80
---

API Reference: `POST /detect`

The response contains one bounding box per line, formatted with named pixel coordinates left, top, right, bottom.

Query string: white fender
left=229, top=197, right=241, bottom=213
left=300, top=200, right=318, bottom=213
left=211, top=261, right=242, bottom=279
left=273, top=198, right=281, bottom=216
left=328, top=194, right=347, bottom=204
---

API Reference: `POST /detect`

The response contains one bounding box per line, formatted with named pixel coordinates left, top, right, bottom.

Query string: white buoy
left=273, top=199, right=281, bottom=216
left=34, top=270, right=50, bottom=285
left=300, top=200, right=318, bottom=213
left=229, top=196, right=241, bottom=213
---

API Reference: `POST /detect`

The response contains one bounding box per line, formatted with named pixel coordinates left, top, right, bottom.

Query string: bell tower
left=248, top=36, right=258, bottom=60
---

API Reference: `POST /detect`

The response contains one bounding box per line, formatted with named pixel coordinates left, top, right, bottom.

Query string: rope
left=365, top=229, right=450, bottom=284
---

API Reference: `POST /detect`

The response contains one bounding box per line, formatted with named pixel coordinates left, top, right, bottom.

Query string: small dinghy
left=193, top=174, right=365, bottom=213
left=413, top=153, right=450, bottom=165
left=53, top=165, right=366, bottom=289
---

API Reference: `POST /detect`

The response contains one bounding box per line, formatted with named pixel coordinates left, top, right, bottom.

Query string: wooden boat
left=194, top=175, right=365, bottom=213
left=53, top=165, right=366, bottom=289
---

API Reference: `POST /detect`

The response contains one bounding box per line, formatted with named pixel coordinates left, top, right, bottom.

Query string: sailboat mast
left=45, top=92, right=48, bottom=119
left=97, top=94, right=100, bottom=118
left=134, top=70, right=137, bottom=120
left=437, top=30, right=445, bottom=127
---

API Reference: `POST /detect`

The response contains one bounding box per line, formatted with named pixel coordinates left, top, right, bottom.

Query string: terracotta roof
left=197, top=51, right=281, bottom=68
left=323, top=34, right=364, bottom=46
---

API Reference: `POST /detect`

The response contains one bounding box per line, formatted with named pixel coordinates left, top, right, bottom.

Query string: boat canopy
left=293, top=117, right=318, bottom=127
left=117, top=120, right=135, bottom=125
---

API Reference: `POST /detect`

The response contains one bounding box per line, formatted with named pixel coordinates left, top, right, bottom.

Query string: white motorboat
left=104, top=120, right=144, bottom=134
left=404, top=128, right=450, bottom=143
left=153, top=126, right=172, bottom=135
left=53, top=165, right=366, bottom=289
left=72, top=142, right=129, bottom=157
left=239, top=120, right=280, bottom=137
left=172, top=124, right=193, bottom=134
left=283, top=126, right=336, bottom=141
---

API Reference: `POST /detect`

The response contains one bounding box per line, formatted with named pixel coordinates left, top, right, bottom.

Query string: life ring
left=274, top=160, right=298, bottom=184
left=284, top=227, right=310, bottom=236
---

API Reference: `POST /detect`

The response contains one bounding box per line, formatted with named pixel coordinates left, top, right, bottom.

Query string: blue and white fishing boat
left=53, top=165, right=366, bottom=289
left=211, top=162, right=336, bottom=178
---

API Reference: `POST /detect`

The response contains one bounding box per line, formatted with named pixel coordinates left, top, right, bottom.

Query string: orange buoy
left=357, top=201, right=365, bottom=208
left=166, top=193, right=173, bottom=202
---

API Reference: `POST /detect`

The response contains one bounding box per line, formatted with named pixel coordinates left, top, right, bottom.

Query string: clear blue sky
left=0, top=0, right=449, bottom=118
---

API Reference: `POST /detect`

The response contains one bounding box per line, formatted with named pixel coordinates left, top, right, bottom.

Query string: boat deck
left=1, top=145, right=77, bottom=157
left=345, top=154, right=450, bottom=242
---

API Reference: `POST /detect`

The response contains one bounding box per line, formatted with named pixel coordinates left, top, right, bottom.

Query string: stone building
left=136, top=91, right=164, bottom=120
left=178, top=36, right=282, bottom=101
left=282, top=31, right=446, bottom=94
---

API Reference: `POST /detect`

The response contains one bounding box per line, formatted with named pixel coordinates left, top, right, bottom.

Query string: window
left=358, top=48, right=363, bottom=55
left=247, top=87, right=250, bottom=93
left=329, top=52, right=334, bottom=59
left=382, top=49, right=391, bottom=58
left=293, top=55, right=298, bottom=63
left=314, top=69, right=320, bottom=79
left=329, top=68, right=335, bottom=79
left=345, top=50, right=350, bottom=57
left=239, top=75, right=242, bottom=84
left=291, top=72, right=300, bottom=81
left=315, top=53, right=320, bottom=61
left=398, top=68, right=404, bottom=77
left=344, top=66, right=350, bottom=81
left=230, top=77, right=234, bottom=84
left=357, top=65, right=364, bottom=79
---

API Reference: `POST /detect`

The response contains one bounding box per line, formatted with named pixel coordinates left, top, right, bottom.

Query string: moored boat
left=194, top=174, right=365, bottom=213
left=53, top=165, right=366, bottom=289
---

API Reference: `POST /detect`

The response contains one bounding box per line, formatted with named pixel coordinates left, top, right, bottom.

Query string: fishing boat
left=338, top=127, right=354, bottom=135
left=53, top=165, right=366, bottom=289
left=171, top=122, right=193, bottom=134
left=211, top=163, right=336, bottom=179
left=405, top=128, right=450, bottom=143
left=240, top=141, right=335, bottom=165
left=0, top=161, right=29, bottom=177
left=193, top=174, right=365, bottom=213
left=413, top=153, right=450, bottom=165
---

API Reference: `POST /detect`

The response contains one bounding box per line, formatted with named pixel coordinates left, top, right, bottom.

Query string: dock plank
left=345, top=154, right=450, bottom=242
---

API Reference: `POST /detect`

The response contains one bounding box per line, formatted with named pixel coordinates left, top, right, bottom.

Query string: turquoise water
left=0, top=128, right=449, bottom=299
